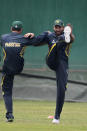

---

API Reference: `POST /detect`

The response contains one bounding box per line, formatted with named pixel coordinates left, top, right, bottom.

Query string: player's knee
left=46, top=56, right=57, bottom=71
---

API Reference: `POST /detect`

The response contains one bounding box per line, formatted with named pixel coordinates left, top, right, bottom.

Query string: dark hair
left=12, top=27, right=22, bottom=31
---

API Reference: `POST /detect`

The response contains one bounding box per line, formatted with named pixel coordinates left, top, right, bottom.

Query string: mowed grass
left=0, top=100, right=87, bottom=131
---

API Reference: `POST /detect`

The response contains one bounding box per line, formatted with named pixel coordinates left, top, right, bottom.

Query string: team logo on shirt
left=51, top=40, right=58, bottom=44
left=52, top=40, right=56, bottom=43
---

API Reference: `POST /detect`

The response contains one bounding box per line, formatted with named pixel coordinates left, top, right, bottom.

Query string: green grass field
left=0, top=100, right=87, bottom=131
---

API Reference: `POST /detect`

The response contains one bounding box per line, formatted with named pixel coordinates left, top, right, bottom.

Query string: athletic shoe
left=6, top=113, right=14, bottom=122
left=64, top=26, right=71, bottom=43
left=52, top=118, right=60, bottom=124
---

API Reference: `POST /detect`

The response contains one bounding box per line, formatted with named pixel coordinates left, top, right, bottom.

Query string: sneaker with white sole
left=64, top=26, right=71, bottom=43
left=6, top=113, right=14, bottom=122
left=52, top=118, right=60, bottom=124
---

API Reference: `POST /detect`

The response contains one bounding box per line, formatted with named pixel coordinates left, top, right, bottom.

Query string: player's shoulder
left=44, top=31, right=53, bottom=36
left=1, top=33, right=10, bottom=40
